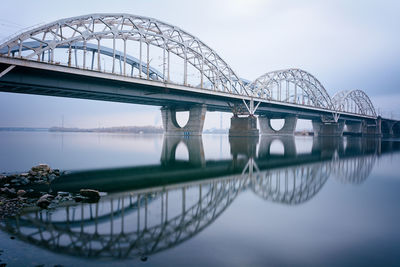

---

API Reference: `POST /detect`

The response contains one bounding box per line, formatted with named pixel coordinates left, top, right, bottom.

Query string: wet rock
left=17, top=190, right=26, bottom=197
left=0, top=188, right=16, bottom=198
left=57, top=191, right=69, bottom=197
left=79, top=189, right=100, bottom=201
left=36, top=194, right=54, bottom=209
left=35, top=164, right=51, bottom=172
left=36, top=198, right=51, bottom=209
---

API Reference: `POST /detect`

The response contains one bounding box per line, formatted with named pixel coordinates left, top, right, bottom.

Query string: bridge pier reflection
left=161, top=136, right=205, bottom=167
left=258, top=136, right=297, bottom=158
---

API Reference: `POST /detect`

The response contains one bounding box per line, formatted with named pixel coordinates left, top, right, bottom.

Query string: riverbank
left=0, top=164, right=101, bottom=220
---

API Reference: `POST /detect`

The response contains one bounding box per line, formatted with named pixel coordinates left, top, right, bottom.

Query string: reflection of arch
left=1, top=177, right=246, bottom=260
left=160, top=136, right=205, bottom=166
left=258, top=136, right=297, bottom=158
left=332, top=90, right=376, bottom=117
left=249, top=69, right=332, bottom=109
left=250, top=163, right=330, bottom=204
left=1, top=145, right=386, bottom=261
left=0, top=13, right=247, bottom=95
left=333, top=154, right=376, bottom=184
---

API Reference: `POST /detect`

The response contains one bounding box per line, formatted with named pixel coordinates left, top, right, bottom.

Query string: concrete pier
left=259, top=116, right=297, bottom=135
left=312, top=121, right=345, bottom=137
left=229, top=116, right=259, bottom=137
left=161, top=105, right=206, bottom=136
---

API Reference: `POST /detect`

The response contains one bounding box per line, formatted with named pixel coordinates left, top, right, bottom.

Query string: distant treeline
left=49, top=126, right=164, bottom=134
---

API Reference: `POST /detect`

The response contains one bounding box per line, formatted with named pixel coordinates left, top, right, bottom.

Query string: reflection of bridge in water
left=1, top=137, right=399, bottom=260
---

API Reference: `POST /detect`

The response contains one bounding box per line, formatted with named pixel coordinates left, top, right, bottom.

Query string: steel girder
left=332, top=90, right=377, bottom=117
left=0, top=13, right=248, bottom=96
left=248, top=68, right=333, bottom=109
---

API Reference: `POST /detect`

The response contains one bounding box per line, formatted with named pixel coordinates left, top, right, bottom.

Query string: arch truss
left=332, top=90, right=376, bottom=117
left=248, top=69, right=333, bottom=109
left=0, top=13, right=248, bottom=96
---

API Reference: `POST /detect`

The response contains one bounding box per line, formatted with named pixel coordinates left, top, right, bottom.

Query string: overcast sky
left=0, top=0, right=399, bottom=129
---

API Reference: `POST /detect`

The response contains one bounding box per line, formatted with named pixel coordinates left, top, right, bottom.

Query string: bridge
left=1, top=137, right=399, bottom=260
left=0, top=13, right=399, bottom=137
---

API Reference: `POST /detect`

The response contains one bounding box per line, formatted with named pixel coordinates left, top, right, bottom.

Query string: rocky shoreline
left=0, top=164, right=101, bottom=220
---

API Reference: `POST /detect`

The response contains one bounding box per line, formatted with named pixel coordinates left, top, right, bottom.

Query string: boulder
left=80, top=189, right=100, bottom=201
left=36, top=194, right=55, bottom=209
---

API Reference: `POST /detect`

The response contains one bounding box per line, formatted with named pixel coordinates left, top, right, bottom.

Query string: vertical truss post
left=200, top=57, right=204, bottom=88
left=68, top=44, right=72, bottom=67
left=162, top=43, right=166, bottom=82
left=147, top=42, right=150, bottom=80
left=91, top=50, right=95, bottom=70
left=83, top=40, right=87, bottom=69
left=184, top=47, right=187, bottom=85
left=112, top=36, right=116, bottom=73
left=139, top=38, right=142, bottom=78
left=97, top=39, right=101, bottom=71
left=123, top=39, right=127, bottom=75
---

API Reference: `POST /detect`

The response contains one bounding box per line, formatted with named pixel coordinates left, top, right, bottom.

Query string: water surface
left=0, top=132, right=399, bottom=267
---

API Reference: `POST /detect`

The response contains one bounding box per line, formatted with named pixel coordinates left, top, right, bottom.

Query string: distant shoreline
left=0, top=127, right=314, bottom=135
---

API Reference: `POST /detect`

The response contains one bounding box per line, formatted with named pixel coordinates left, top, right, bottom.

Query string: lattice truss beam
left=332, top=90, right=377, bottom=117
left=0, top=14, right=377, bottom=117
left=0, top=13, right=248, bottom=95
left=248, top=69, right=333, bottom=109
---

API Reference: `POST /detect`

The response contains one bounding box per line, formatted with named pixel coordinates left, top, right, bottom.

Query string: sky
left=0, top=0, right=399, bottom=129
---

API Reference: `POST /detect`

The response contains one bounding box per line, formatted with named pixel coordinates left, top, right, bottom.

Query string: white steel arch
left=248, top=68, right=333, bottom=109
left=332, top=90, right=376, bottom=117
left=0, top=13, right=248, bottom=96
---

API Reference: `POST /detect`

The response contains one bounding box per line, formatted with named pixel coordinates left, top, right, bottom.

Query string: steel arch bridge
left=0, top=13, right=381, bottom=120
left=0, top=13, right=248, bottom=96
left=332, top=90, right=377, bottom=117
left=248, top=69, right=333, bottom=110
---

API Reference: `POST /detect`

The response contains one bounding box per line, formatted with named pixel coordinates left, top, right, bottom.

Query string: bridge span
left=0, top=13, right=398, bottom=137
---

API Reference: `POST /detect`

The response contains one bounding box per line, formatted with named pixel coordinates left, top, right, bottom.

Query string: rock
left=57, top=191, right=69, bottom=197
left=79, top=189, right=100, bottom=201
left=10, top=179, right=20, bottom=184
left=32, top=164, right=50, bottom=172
left=48, top=174, right=57, bottom=182
left=39, top=194, right=54, bottom=201
left=0, top=188, right=17, bottom=198
left=36, top=194, right=55, bottom=208
left=29, top=170, right=37, bottom=176
left=3, top=184, right=10, bottom=187
left=17, top=190, right=26, bottom=197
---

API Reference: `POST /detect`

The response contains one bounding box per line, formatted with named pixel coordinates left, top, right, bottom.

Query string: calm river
left=0, top=131, right=399, bottom=266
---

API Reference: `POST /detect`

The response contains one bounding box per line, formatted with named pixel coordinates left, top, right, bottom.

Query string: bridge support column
left=361, top=119, right=382, bottom=137
left=229, top=116, right=259, bottom=137
left=312, top=121, right=344, bottom=137
left=345, top=121, right=362, bottom=135
left=161, top=105, right=206, bottom=136
left=259, top=115, right=297, bottom=135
